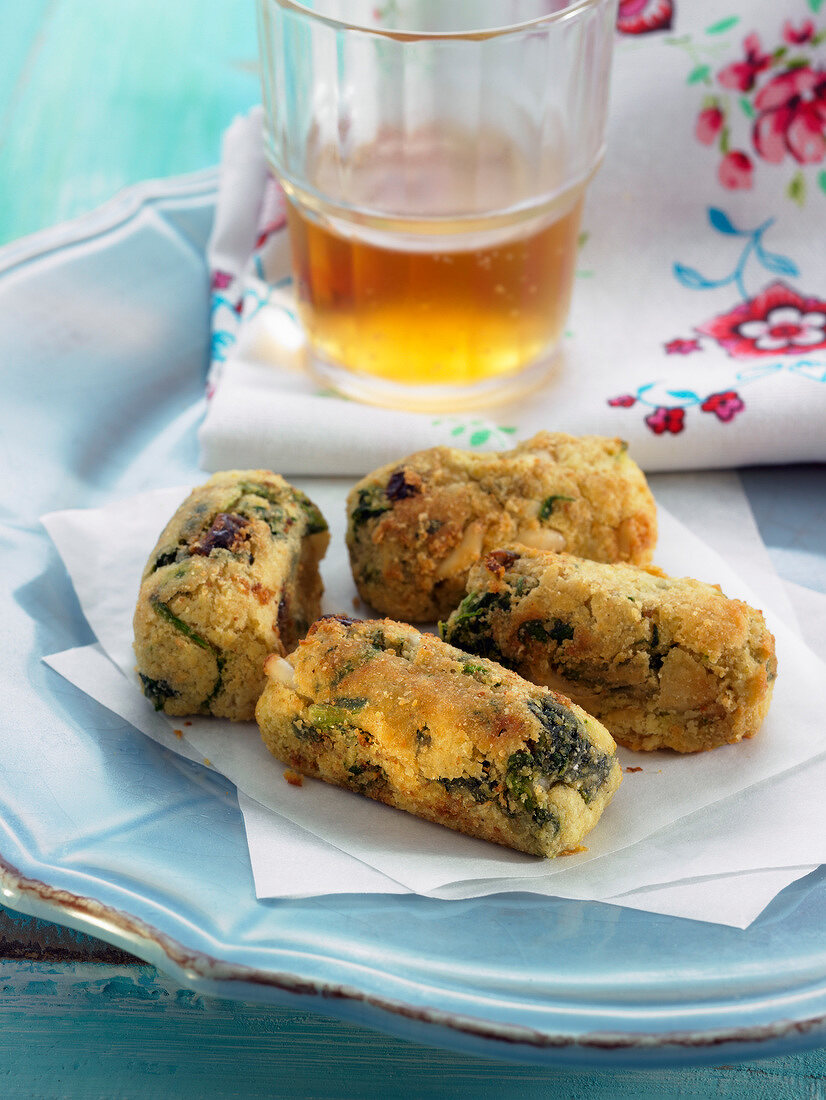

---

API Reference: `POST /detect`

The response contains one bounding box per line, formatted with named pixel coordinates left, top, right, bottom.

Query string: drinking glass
left=257, top=0, right=617, bottom=410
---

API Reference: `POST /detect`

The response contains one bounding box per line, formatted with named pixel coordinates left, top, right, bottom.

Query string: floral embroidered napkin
left=199, top=0, right=826, bottom=475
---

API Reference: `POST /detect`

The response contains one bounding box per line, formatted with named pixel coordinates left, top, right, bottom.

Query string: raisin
left=189, top=513, right=251, bottom=556
left=485, top=549, right=520, bottom=576
left=322, top=613, right=356, bottom=627
left=385, top=469, right=420, bottom=501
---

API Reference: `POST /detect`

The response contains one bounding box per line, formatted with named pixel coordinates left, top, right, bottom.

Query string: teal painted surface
left=0, top=960, right=825, bottom=1099
left=0, top=0, right=258, bottom=246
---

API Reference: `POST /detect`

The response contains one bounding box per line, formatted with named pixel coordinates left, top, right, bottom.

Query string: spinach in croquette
left=256, top=616, right=622, bottom=858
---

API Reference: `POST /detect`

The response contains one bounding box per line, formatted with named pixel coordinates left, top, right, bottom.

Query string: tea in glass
left=258, top=0, right=616, bottom=409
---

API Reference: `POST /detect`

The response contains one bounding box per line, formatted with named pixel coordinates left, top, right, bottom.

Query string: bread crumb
left=559, top=845, right=588, bottom=857
left=203, top=758, right=212, bottom=767
left=284, top=769, right=304, bottom=787
left=625, top=766, right=643, bottom=773
left=184, top=720, right=192, bottom=727
left=173, top=729, right=183, bottom=739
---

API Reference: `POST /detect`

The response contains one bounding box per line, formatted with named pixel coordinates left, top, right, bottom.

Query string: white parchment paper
left=41, top=478, right=826, bottom=920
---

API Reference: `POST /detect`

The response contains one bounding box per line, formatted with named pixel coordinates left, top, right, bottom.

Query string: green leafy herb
left=538, top=495, right=574, bottom=522
left=138, top=674, right=179, bottom=711
left=334, top=697, right=367, bottom=711
left=461, top=661, right=488, bottom=679
left=307, top=703, right=356, bottom=729
left=350, top=486, right=391, bottom=528
left=518, top=619, right=574, bottom=645
left=202, top=655, right=226, bottom=708
left=504, top=756, right=560, bottom=831
left=369, top=629, right=406, bottom=657
left=438, top=775, right=496, bottom=804
left=245, top=502, right=286, bottom=537
left=522, top=696, right=613, bottom=803
left=292, top=718, right=324, bottom=743
left=292, top=488, right=328, bottom=535
left=237, top=480, right=278, bottom=502
left=152, top=600, right=212, bottom=650
left=151, top=549, right=179, bottom=573
left=347, top=761, right=387, bottom=786
left=648, top=623, right=668, bottom=673
left=152, top=600, right=224, bottom=708
left=549, top=620, right=574, bottom=643
left=439, top=590, right=510, bottom=659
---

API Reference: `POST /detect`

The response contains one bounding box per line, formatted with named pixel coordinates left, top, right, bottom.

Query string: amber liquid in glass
left=283, top=131, right=586, bottom=392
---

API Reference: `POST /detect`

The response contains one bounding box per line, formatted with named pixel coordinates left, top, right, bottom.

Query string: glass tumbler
left=257, top=0, right=617, bottom=411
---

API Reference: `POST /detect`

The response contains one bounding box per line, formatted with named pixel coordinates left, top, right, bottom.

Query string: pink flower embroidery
left=701, top=391, right=745, bottom=422
left=616, top=0, right=673, bottom=35
left=753, top=67, right=826, bottom=165
left=645, top=407, right=685, bottom=435
left=696, top=282, right=826, bottom=358
left=717, top=34, right=772, bottom=92
left=609, top=394, right=637, bottom=407
left=211, top=270, right=233, bottom=291
left=696, top=106, right=724, bottom=146
left=665, top=337, right=702, bottom=355
left=783, top=20, right=816, bottom=46
left=255, top=220, right=287, bottom=250
left=718, top=150, right=754, bottom=189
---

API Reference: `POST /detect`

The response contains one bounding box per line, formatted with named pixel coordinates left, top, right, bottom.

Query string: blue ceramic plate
left=2, top=173, right=825, bottom=1068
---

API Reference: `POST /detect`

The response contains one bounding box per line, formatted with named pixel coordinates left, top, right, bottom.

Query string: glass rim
left=261, top=0, right=608, bottom=41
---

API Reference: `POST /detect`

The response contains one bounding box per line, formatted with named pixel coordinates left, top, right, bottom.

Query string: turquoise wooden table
left=2, top=3, right=826, bottom=1095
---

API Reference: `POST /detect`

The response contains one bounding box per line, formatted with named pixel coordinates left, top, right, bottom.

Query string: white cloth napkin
left=199, top=0, right=826, bottom=476
left=40, top=474, right=826, bottom=925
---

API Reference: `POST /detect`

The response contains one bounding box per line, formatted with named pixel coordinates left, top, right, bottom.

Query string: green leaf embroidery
left=807, top=0, right=823, bottom=13
left=739, top=96, right=755, bottom=119
left=819, top=171, right=826, bottom=195
left=451, top=425, right=465, bottom=436
left=787, top=172, right=806, bottom=207
left=469, top=429, right=491, bottom=446
left=705, top=16, right=740, bottom=34
left=687, top=64, right=712, bottom=84
left=498, top=426, right=517, bottom=434
left=577, top=231, right=590, bottom=249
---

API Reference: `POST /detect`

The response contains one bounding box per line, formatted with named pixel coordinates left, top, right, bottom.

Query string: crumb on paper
left=559, top=845, right=588, bottom=857
left=284, top=768, right=304, bottom=787
left=173, top=729, right=183, bottom=739
left=625, top=766, right=643, bottom=773
left=203, top=758, right=212, bottom=767
left=184, top=720, right=192, bottom=727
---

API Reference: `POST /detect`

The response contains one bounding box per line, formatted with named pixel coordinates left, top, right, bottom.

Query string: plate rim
left=4, top=849, right=826, bottom=1066
left=4, top=170, right=826, bottom=1068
